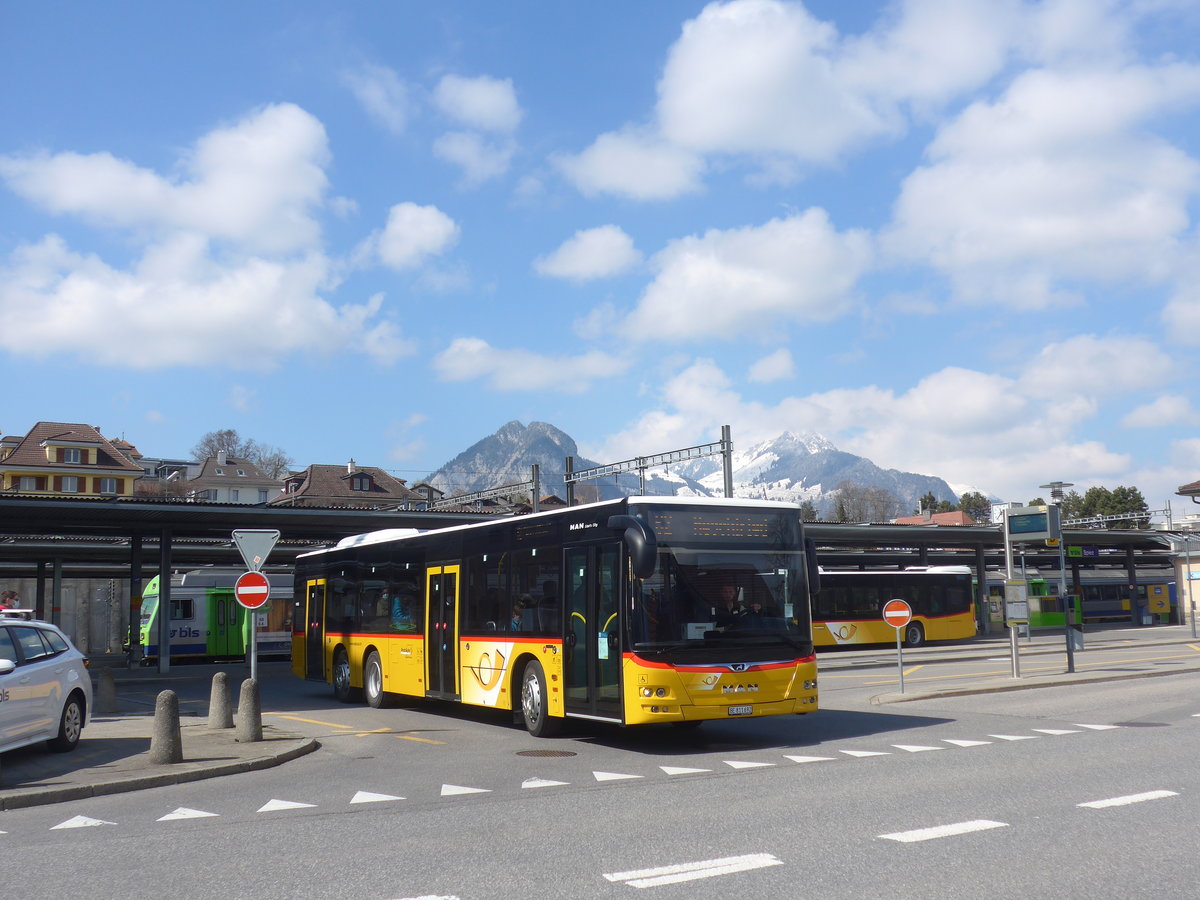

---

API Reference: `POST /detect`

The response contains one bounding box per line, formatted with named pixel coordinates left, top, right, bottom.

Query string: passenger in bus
left=510, top=600, right=525, bottom=631
left=0, top=590, right=15, bottom=610
left=390, top=591, right=418, bottom=632
left=715, top=584, right=743, bottom=627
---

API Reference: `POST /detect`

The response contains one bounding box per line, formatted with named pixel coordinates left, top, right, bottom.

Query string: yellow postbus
left=292, top=497, right=821, bottom=735
left=812, top=566, right=977, bottom=648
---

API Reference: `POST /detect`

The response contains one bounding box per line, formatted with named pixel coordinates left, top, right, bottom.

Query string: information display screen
left=642, top=506, right=799, bottom=549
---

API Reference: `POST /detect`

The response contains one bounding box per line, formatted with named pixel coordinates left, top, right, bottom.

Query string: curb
left=870, top=664, right=1200, bottom=705
left=0, top=737, right=319, bottom=811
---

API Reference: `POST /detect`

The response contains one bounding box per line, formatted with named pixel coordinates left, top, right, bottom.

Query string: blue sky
left=2, top=1, right=1199, bottom=508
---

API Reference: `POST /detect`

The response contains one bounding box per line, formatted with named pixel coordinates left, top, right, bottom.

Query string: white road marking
left=943, top=739, right=992, bottom=747
left=158, top=807, right=219, bottom=821
left=351, top=791, right=403, bottom=803
left=593, top=771, right=643, bottom=782
left=783, top=755, right=836, bottom=763
left=840, top=749, right=890, bottom=758
left=441, top=784, right=491, bottom=796
left=1033, top=729, right=1081, bottom=735
left=892, top=744, right=944, bottom=753
left=880, top=820, right=1009, bottom=843
left=660, top=766, right=711, bottom=775
left=1074, top=723, right=1120, bottom=730
left=604, top=853, right=784, bottom=888
left=258, top=799, right=316, bottom=812
left=1078, top=790, right=1179, bottom=809
left=51, top=815, right=116, bottom=830
left=522, top=778, right=569, bottom=789
left=724, top=760, right=775, bottom=769
left=989, top=734, right=1038, bottom=741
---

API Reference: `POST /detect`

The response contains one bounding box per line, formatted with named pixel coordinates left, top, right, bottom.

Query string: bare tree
left=191, top=429, right=293, bottom=477
left=834, top=481, right=900, bottom=522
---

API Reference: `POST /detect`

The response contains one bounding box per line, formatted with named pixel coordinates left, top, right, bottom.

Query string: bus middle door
left=304, top=579, right=326, bottom=681
left=564, top=544, right=622, bottom=721
left=425, top=565, right=461, bottom=700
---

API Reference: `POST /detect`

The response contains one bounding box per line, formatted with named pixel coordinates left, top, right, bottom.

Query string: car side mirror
left=608, top=515, right=658, bottom=580
left=0, top=659, right=15, bottom=675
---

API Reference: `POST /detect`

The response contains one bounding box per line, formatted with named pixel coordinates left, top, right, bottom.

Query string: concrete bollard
left=149, top=689, right=183, bottom=764
left=236, top=677, right=263, bottom=743
left=95, top=667, right=118, bottom=715
left=208, top=671, right=234, bottom=729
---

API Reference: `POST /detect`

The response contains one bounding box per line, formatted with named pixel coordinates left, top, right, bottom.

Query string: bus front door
left=305, top=579, right=326, bottom=681
left=564, top=544, right=622, bottom=721
left=425, top=565, right=460, bottom=700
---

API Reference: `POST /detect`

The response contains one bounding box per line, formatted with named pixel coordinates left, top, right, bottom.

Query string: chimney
left=217, top=450, right=227, bottom=466
left=348, top=458, right=356, bottom=474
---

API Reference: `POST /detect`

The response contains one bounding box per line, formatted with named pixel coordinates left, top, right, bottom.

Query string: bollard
left=236, top=677, right=263, bottom=743
left=149, top=689, right=183, bottom=764
left=208, top=671, right=234, bottom=729
left=95, top=667, right=118, bottom=715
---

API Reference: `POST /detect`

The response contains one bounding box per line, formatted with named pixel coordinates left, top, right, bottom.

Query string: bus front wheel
left=333, top=648, right=360, bottom=703
left=364, top=650, right=393, bottom=709
left=520, top=660, right=561, bottom=738
left=903, top=622, right=925, bottom=648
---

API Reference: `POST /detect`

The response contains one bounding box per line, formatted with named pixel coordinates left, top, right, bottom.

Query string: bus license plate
left=727, top=705, right=753, bottom=716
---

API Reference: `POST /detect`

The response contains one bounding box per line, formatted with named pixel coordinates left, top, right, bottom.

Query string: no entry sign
left=234, top=570, right=271, bottom=610
left=882, top=599, right=913, bottom=629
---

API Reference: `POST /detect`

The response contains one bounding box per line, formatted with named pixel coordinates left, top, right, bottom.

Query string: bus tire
left=364, top=650, right=393, bottom=709
left=903, top=622, right=925, bottom=648
left=48, top=691, right=86, bottom=752
left=332, top=648, right=360, bottom=703
left=520, top=660, right=560, bottom=738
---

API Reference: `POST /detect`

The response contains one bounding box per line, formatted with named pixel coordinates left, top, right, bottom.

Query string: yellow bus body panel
left=458, top=638, right=564, bottom=717
left=813, top=611, right=975, bottom=646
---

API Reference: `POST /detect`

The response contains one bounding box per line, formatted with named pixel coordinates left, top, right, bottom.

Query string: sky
left=2, top=0, right=1200, bottom=510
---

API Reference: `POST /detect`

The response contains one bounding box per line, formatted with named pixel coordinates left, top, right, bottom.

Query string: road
left=3, top=658, right=1199, bottom=898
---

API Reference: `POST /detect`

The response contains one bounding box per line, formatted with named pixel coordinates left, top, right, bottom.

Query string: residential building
left=0, top=422, right=144, bottom=497
left=186, top=451, right=283, bottom=504
left=271, top=460, right=424, bottom=508
left=892, top=509, right=979, bottom=526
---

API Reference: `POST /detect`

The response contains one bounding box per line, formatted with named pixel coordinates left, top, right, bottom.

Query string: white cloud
left=375, top=202, right=460, bottom=270
left=432, top=131, right=515, bottom=185
left=432, top=337, right=629, bottom=392
left=230, top=385, right=256, bottom=412
left=344, top=64, right=410, bottom=135
left=1020, top=334, right=1176, bottom=398
left=621, top=209, right=871, bottom=340
left=534, top=226, right=641, bottom=281
left=0, top=103, right=331, bottom=256
left=434, top=74, right=522, bottom=133
left=1122, top=394, right=1200, bottom=428
left=885, top=65, right=1200, bottom=306
left=553, top=127, right=704, bottom=201
left=747, top=348, right=794, bottom=383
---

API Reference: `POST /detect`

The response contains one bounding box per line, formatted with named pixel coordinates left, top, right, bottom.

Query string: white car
left=0, top=613, right=92, bottom=753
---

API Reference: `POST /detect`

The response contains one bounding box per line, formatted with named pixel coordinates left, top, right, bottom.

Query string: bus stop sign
left=882, top=599, right=913, bottom=629
left=234, top=571, right=271, bottom=610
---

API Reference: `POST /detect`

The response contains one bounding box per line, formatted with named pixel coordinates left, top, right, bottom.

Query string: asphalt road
left=3, top=655, right=1198, bottom=898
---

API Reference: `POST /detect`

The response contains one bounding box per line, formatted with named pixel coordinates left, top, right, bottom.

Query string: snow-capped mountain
left=425, top=422, right=961, bottom=517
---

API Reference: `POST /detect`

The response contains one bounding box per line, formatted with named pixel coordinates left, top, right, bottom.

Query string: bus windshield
left=630, top=548, right=813, bottom=662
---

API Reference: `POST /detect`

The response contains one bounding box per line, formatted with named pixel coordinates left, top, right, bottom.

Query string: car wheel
left=364, top=650, right=393, bottom=709
left=332, top=648, right=360, bottom=703
left=520, top=660, right=561, bottom=737
left=48, top=691, right=86, bottom=752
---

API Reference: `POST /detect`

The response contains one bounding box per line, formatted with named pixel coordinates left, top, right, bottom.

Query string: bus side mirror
left=608, top=515, right=658, bottom=580
left=805, top=536, right=821, bottom=596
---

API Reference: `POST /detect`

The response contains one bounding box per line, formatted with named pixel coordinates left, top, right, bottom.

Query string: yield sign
left=234, top=571, right=271, bottom=610
left=882, top=599, right=913, bottom=629
left=232, top=529, right=279, bottom=573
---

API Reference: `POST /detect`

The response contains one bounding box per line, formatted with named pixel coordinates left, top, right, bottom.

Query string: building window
left=351, top=475, right=371, bottom=491
left=63, top=448, right=82, bottom=464
left=231, top=489, right=240, bottom=502
left=98, top=477, right=118, bottom=494
left=259, top=490, right=268, bottom=502
left=236, top=469, right=245, bottom=476
left=19, top=476, right=37, bottom=491
left=61, top=476, right=80, bottom=493
left=214, top=467, right=223, bottom=476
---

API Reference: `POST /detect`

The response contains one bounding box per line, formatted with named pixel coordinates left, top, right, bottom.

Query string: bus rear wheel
left=903, top=622, right=925, bottom=647
left=364, top=650, right=393, bottom=709
left=520, top=660, right=561, bottom=738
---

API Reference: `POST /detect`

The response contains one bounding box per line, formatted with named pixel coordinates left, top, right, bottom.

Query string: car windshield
left=629, top=548, right=813, bottom=662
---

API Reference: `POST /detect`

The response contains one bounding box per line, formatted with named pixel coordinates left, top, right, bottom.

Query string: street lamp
left=1041, top=481, right=1077, bottom=672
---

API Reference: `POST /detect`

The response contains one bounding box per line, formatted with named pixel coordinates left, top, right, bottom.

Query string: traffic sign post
left=234, top=570, right=271, bottom=682
left=882, top=599, right=913, bottom=694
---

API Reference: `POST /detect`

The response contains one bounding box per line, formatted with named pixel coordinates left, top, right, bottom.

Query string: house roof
left=893, top=510, right=979, bottom=526
left=0, top=422, right=145, bottom=474
left=270, top=464, right=424, bottom=507
left=1178, top=480, right=1200, bottom=496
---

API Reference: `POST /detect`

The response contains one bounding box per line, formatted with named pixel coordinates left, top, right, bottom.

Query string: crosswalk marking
left=880, top=820, right=1008, bottom=843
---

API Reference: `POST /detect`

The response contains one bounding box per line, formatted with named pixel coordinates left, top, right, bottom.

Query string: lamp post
left=1040, top=481, right=1076, bottom=673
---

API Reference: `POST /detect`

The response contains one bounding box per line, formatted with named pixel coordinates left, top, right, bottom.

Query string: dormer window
left=63, top=448, right=82, bottom=464
left=214, top=467, right=223, bottom=475
left=236, top=469, right=245, bottom=476
left=351, top=474, right=372, bottom=491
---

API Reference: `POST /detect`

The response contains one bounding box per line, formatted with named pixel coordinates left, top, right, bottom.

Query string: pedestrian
left=0, top=590, right=15, bottom=610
